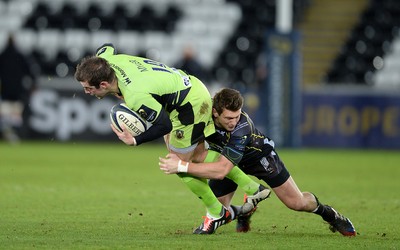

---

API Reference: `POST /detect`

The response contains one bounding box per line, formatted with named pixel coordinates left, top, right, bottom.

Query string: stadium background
left=0, top=0, right=399, bottom=148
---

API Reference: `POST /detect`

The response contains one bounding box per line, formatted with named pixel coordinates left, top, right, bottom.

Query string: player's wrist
left=177, top=160, right=189, bottom=173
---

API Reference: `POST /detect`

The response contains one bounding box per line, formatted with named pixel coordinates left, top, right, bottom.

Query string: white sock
left=312, top=205, right=320, bottom=213
left=228, top=206, right=235, bottom=220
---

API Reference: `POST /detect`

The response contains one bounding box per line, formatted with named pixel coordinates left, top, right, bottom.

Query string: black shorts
left=209, top=150, right=291, bottom=197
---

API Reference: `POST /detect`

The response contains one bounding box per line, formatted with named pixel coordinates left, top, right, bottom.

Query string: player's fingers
left=159, top=158, right=169, bottom=167
left=158, top=164, right=170, bottom=174
left=120, top=125, right=130, bottom=135
left=110, top=124, right=121, bottom=134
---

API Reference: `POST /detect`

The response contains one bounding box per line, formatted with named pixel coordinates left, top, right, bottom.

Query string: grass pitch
left=0, top=141, right=399, bottom=249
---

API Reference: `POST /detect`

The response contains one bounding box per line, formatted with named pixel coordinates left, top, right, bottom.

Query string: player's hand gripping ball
left=110, top=103, right=151, bottom=136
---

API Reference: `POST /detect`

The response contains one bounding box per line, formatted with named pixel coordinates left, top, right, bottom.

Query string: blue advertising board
left=302, top=89, right=400, bottom=148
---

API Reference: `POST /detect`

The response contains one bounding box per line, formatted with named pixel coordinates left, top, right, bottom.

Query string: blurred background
left=0, top=0, right=399, bottom=148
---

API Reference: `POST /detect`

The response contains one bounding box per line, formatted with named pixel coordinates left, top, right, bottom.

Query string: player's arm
left=134, top=110, right=172, bottom=145
left=120, top=94, right=172, bottom=146
left=159, top=152, right=235, bottom=180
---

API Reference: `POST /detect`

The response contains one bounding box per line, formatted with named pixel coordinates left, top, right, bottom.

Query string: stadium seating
left=326, top=0, right=400, bottom=86
left=212, top=0, right=309, bottom=88
left=6, top=0, right=400, bottom=88
left=0, top=0, right=312, bottom=85
left=12, top=0, right=393, bottom=88
left=0, top=0, right=244, bottom=79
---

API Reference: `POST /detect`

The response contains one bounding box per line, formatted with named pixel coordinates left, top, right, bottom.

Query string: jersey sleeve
left=134, top=109, right=172, bottom=145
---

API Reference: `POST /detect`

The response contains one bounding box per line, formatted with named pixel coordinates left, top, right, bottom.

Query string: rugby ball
left=110, top=103, right=151, bottom=136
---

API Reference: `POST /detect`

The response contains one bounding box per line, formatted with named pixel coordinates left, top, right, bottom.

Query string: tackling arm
left=159, top=152, right=234, bottom=180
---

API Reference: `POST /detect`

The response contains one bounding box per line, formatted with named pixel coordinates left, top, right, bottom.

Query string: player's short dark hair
left=213, top=88, right=243, bottom=114
left=74, top=56, right=115, bottom=88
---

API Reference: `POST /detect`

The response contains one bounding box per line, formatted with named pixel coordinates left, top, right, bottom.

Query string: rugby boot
left=241, top=184, right=271, bottom=214
left=193, top=207, right=232, bottom=234
left=325, top=205, right=356, bottom=236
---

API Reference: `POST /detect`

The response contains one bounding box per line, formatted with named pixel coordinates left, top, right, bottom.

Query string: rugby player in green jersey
left=160, top=88, right=356, bottom=236
left=74, top=44, right=270, bottom=234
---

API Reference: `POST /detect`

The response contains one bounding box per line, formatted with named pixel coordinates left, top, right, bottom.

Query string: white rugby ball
left=110, top=103, right=151, bottom=136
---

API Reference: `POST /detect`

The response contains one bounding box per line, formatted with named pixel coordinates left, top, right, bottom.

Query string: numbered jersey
left=97, top=44, right=192, bottom=124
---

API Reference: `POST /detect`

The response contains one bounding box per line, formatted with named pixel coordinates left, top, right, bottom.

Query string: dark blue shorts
left=209, top=150, right=290, bottom=197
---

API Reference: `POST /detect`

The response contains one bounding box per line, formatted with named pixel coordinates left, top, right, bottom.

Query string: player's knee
left=284, top=193, right=318, bottom=211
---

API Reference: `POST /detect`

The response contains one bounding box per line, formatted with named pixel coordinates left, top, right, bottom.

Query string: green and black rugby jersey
left=97, top=44, right=192, bottom=124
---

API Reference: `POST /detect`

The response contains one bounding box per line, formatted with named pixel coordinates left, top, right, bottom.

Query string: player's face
left=80, top=81, right=110, bottom=99
left=213, top=108, right=241, bottom=131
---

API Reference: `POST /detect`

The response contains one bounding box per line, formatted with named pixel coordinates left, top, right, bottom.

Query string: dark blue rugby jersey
left=206, top=111, right=275, bottom=167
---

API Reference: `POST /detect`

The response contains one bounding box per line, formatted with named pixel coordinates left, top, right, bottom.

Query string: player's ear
left=212, top=108, right=218, bottom=118
left=99, top=81, right=109, bottom=89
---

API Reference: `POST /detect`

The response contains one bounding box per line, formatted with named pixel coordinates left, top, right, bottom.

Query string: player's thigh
left=191, top=141, right=208, bottom=163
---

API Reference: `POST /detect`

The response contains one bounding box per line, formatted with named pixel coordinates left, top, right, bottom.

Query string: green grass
left=1, top=142, right=399, bottom=249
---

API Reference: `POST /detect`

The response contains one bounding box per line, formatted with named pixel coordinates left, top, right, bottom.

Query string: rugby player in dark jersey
left=159, top=88, right=356, bottom=236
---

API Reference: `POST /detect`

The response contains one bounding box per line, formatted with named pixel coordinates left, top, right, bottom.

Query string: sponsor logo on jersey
left=138, top=105, right=157, bottom=123
left=176, top=130, right=184, bottom=139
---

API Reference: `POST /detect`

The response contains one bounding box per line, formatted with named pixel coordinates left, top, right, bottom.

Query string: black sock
left=315, top=204, right=337, bottom=222
left=312, top=194, right=336, bottom=222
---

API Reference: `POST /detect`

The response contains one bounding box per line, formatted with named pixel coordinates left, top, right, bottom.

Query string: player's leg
left=216, top=191, right=235, bottom=208
left=226, top=166, right=270, bottom=213
left=168, top=76, right=233, bottom=234
left=312, top=195, right=356, bottom=236
left=204, top=150, right=258, bottom=194
left=229, top=150, right=291, bottom=233
left=209, top=178, right=255, bottom=233
left=169, top=144, right=231, bottom=234
left=170, top=142, right=224, bottom=218
left=205, top=150, right=271, bottom=213
left=215, top=190, right=247, bottom=228
left=168, top=131, right=232, bottom=234
left=273, top=176, right=317, bottom=211
left=268, top=152, right=356, bottom=236
left=273, top=176, right=356, bottom=236
left=167, top=76, right=227, bottom=219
